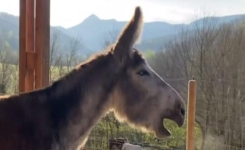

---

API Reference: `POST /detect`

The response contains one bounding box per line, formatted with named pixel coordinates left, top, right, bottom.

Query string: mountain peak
left=0, top=12, right=15, bottom=19
left=84, top=14, right=100, bottom=22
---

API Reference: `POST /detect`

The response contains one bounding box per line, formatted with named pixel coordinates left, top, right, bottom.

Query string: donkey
left=0, top=6, right=185, bottom=150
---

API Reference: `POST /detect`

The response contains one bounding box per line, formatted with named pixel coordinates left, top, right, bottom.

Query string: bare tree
left=149, top=14, right=245, bottom=150
left=65, top=36, right=82, bottom=72
left=49, top=30, right=83, bottom=83
left=11, top=62, right=19, bottom=94
left=49, top=30, right=64, bottom=82
left=103, top=29, right=119, bottom=48
left=0, top=42, right=14, bottom=94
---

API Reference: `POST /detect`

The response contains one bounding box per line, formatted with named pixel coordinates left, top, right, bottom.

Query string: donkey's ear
left=113, top=6, right=143, bottom=64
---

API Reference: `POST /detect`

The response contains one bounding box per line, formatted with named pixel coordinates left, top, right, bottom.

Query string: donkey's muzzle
left=180, top=107, right=185, bottom=116
left=172, top=98, right=186, bottom=127
left=166, top=110, right=185, bottom=127
left=175, top=114, right=185, bottom=127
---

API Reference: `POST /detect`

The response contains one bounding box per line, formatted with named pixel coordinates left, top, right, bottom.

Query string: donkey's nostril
left=180, top=107, right=185, bottom=116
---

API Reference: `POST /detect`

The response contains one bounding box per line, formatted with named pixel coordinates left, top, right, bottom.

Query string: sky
left=0, top=0, right=245, bottom=28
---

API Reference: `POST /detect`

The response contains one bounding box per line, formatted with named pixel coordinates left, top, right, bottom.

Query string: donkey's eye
left=137, top=70, right=150, bottom=76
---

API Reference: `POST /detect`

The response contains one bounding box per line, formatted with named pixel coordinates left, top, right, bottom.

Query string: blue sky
left=0, top=0, right=245, bottom=28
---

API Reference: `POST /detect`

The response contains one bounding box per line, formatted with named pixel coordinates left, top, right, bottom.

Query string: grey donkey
left=0, top=6, right=185, bottom=150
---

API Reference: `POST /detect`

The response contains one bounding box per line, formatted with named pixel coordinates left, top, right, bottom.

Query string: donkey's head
left=109, top=7, right=185, bottom=138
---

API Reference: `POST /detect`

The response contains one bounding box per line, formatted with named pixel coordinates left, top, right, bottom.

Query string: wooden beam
left=19, top=0, right=50, bottom=92
left=35, top=0, right=50, bottom=89
left=19, top=0, right=27, bottom=93
left=24, top=0, right=35, bottom=92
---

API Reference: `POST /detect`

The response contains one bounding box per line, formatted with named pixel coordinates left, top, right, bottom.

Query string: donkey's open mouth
left=155, top=113, right=185, bottom=138
left=156, top=119, right=172, bottom=138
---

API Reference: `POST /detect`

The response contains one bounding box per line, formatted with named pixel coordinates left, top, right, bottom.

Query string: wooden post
left=25, top=0, right=35, bottom=92
left=19, top=0, right=50, bottom=92
left=35, top=0, right=50, bottom=89
left=19, top=0, right=27, bottom=93
left=186, top=79, right=197, bottom=150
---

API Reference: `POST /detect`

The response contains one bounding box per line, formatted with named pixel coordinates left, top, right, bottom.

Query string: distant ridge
left=0, top=12, right=244, bottom=56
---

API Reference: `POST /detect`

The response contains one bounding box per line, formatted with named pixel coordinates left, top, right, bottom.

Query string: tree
left=49, top=30, right=64, bottom=82
left=49, top=31, right=83, bottom=82
left=148, top=15, right=245, bottom=150
left=65, top=36, right=82, bottom=72
left=103, top=29, right=119, bottom=48
left=0, top=41, right=14, bottom=94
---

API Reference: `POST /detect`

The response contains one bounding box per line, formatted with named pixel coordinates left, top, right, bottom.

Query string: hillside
left=0, top=12, right=244, bottom=56
left=0, top=13, right=92, bottom=56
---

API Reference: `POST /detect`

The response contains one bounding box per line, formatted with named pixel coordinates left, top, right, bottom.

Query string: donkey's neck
left=47, top=52, right=118, bottom=150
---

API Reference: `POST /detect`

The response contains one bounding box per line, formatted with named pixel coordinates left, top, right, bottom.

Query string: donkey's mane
left=0, top=44, right=144, bottom=104
left=46, top=48, right=114, bottom=95
left=11, top=47, right=113, bottom=99
left=48, top=46, right=145, bottom=97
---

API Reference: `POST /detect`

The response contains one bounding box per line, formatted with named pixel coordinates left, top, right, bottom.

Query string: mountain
left=0, top=13, right=19, bottom=50
left=0, top=12, right=245, bottom=56
left=0, top=13, right=92, bottom=56
left=66, top=15, right=186, bottom=51
left=66, top=14, right=124, bottom=51
left=189, top=14, right=245, bottom=27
